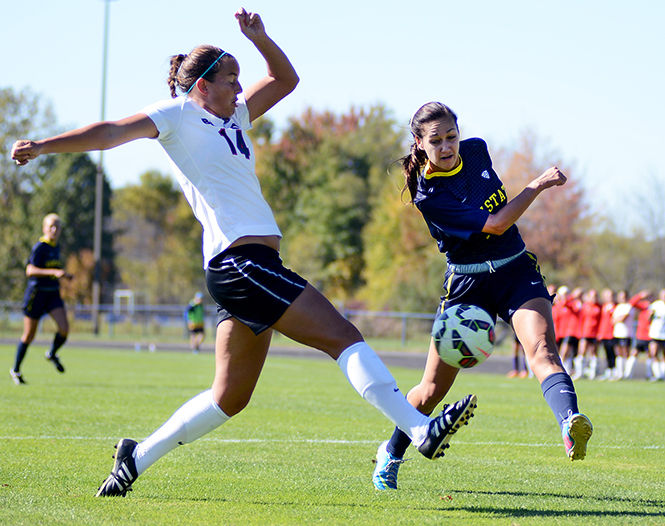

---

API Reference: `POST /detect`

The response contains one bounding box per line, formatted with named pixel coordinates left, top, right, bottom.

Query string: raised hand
left=235, top=8, right=266, bottom=42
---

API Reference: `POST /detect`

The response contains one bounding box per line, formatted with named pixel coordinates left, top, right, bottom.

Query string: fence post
left=401, top=314, right=407, bottom=346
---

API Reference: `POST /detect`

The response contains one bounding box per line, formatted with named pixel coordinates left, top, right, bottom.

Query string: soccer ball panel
left=432, top=304, right=495, bottom=368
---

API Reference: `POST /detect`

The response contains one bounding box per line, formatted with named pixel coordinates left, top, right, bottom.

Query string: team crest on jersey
left=201, top=118, right=215, bottom=126
left=481, top=170, right=490, bottom=179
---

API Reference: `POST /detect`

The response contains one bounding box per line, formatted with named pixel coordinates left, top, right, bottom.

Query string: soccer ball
left=432, top=304, right=495, bottom=368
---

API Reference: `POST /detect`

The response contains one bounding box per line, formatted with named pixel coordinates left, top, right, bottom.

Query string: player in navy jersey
left=12, top=10, right=472, bottom=497
left=10, top=213, right=72, bottom=384
left=372, top=102, right=593, bottom=490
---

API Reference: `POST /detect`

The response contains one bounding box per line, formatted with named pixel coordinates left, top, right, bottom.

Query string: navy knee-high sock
left=541, top=372, right=579, bottom=429
left=387, top=406, right=434, bottom=458
left=48, top=333, right=67, bottom=357
left=13, top=341, right=29, bottom=372
left=386, top=427, right=413, bottom=459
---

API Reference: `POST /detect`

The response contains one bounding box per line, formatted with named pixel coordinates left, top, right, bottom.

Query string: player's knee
left=212, top=390, right=250, bottom=417
left=528, top=337, right=562, bottom=370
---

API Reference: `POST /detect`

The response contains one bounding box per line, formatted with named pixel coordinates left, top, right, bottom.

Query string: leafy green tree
left=112, top=171, right=203, bottom=304
left=253, top=105, right=404, bottom=299
left=31, top=152, right=115, bottom=302
left=0, top=88, right=55, bottom=299
left=360, top=166, right=446, bottom=311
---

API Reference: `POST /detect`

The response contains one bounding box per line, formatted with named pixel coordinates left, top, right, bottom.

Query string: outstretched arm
left=236, top=8, right=299, bottom=122
left=11, top=113, right=158, bottom=166
left=482, top=166, right=567, bottom=235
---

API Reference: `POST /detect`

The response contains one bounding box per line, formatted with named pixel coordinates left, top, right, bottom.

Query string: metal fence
left=0, top=301, right=512, bottom=347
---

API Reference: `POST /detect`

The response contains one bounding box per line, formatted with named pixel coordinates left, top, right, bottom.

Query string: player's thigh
left=212, top=318, right=272, bottom=415
left=272, top=283, right=362, bottom=358
left=48, top=306, right=69, bottom=334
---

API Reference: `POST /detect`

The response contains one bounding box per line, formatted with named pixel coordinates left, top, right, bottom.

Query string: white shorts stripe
left=217, top=256, right=305, bottom=305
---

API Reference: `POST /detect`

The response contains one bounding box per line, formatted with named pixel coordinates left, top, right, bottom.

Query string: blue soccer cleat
left=372, top=441, right=408, bottom=490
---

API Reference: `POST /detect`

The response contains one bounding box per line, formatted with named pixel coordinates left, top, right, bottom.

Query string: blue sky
left=4, top=1, right=664, bottom=229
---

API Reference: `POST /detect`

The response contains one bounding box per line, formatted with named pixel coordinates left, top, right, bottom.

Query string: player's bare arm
left=25, top=265, right=72, bottom=280
left=11, top=113, right=158, bottom=166
left=483, top=166, right=566, bottom=236
left=236, top=8, right=299, bottom=122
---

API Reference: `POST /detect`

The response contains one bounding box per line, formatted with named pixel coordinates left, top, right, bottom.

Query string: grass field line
left=2, top=435, right=662, bottom=450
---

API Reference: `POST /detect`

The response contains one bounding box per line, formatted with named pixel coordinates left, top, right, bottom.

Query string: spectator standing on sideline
left=186, top=292, right=206, bottom=354
left=559, top=287, right=582, bottom=374
left=551, top=285, right=566, bottom=348
left=612, top=290, right=635, bottom=380
left=624, top=291, right=651, bottom=379
left=574, top=289, right=601, bottom=380
left=596, top=289, right=617, bottom=380
left=647, top=289, right=665, bottom=381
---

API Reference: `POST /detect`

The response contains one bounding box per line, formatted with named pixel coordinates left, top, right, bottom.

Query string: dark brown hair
left=167, top=45, right=231, bottom=98
left=400, top=102, right=458, bottom=202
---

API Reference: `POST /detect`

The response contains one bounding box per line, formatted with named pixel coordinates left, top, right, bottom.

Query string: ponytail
left=168, top=54, right=187, bottom=98
left=166, top=45, right=229, bottom=97
left=400, top=143, right=428, bottom=203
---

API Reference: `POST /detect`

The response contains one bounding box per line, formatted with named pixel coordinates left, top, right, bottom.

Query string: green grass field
left=1, top=345, right=663, bottom=525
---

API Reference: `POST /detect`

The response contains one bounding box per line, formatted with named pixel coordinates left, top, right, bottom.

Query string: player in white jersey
left=11, top=8, right=472, bottom=497
left=648, top=289, right=665, bottom=380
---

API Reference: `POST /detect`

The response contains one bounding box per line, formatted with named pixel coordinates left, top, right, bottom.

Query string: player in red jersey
left=559, top=287, right=582, bottom=374
left=624, top=291, right=652, bottom=379
left=596, top=289, right=617, bottom=380
left=573, top=289, right=602, bottom=380
left=551, top=286, right=567, bottom=347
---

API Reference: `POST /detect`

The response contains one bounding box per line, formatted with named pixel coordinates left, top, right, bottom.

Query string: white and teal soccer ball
left=432, top=304, right=495, bottom=368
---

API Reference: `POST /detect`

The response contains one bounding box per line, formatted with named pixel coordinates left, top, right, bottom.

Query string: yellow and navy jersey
left=25, top=237, right=62, bottom=291
left=414, top=138, right=525, bottom=264
left=186, top=302, right=205, bottom=327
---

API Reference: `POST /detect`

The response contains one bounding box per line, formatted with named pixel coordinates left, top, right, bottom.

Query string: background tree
left=253, top=105, right=404, bottom=299
left=112, top=171, right=204, bottom=304
left=493, top=130, right=593, bottom=286
left=0, top=87, right=56, bottom=299
left=31, top=152, right=115, bottom=303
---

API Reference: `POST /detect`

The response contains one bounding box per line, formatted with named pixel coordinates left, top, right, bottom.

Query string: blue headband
left=185, top=51, right=228, bottom=95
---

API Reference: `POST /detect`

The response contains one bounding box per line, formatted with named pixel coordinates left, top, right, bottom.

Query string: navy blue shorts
left=632, top=339, right=649, bottom=353
left=205, top=244, right=308, bottom=335
left=438, top=251, right=552, bottom=323
left=22, top=288, right=64, bottom=319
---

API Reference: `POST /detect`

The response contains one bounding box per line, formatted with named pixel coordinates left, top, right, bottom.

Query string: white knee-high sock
left=624, top=356, right=636, bottom=378
left=336, top=341, right=431, bottom=446
left=645, top=358, right=653, bottom=379
left=134, top=389, right=229, bottom=475
left=573, top=355, right=584, bottom=376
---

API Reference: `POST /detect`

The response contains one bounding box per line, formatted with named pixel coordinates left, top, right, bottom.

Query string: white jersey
left=649, top=300, right=665, bottom=340
left=612, top=302, right=634, bottom=339
left=141, top=96, right=281, bottom=268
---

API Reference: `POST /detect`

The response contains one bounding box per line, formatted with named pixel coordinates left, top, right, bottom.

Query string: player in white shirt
left=11, top=8, right=474, bottom=497
left=611, top=290, right=634, bottom=380
left=648, top=289, right=665, bottom=380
